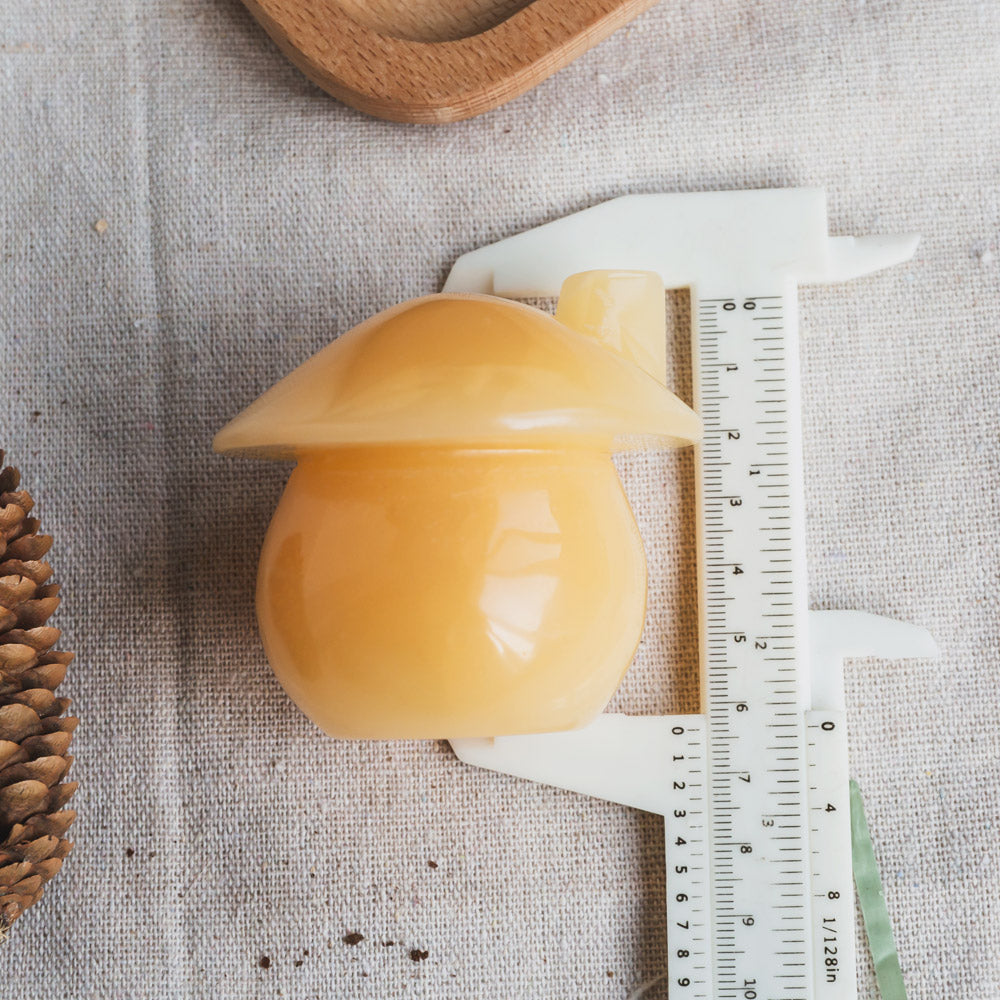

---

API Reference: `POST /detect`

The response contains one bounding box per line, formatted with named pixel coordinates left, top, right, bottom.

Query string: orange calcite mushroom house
left=214, top=272, right=701, bottom=738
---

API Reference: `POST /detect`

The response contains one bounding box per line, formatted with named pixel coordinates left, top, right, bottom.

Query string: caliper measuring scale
left=446, top=189, right=939, bottom=1000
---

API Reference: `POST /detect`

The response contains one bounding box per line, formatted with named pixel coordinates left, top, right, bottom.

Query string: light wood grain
left=333, top=0, right=534, bottom=42
left=241, top=0, right=661, bottom=123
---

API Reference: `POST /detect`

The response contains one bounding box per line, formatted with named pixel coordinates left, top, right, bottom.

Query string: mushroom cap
left=213, top=294, right=701, bottom=457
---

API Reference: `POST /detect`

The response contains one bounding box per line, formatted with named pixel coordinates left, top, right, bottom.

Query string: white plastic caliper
left=443, top=189, right=937, bottom=1000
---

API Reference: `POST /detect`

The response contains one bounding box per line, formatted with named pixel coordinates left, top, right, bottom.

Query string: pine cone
left=0, top=452, right=76, bottom=938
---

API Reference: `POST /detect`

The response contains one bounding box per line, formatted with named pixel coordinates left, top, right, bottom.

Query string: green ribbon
left=850, top=780, right=907, bottom=1000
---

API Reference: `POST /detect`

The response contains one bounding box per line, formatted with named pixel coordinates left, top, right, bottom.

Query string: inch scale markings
left=695, top=290, right=813, bottom=1000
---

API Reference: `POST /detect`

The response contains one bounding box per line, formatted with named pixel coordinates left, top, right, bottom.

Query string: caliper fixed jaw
left=443, top=189, right=918, bottom=297
left=444, top=189, right=929, bottom=1000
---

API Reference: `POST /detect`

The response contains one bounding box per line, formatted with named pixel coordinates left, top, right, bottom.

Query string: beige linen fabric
left=1, top=1, right=997, bottom=996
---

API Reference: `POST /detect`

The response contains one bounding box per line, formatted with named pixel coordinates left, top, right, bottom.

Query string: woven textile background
left=1, top=1, right=997, bottom=997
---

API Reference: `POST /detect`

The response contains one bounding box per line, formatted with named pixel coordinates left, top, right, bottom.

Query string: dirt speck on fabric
left=342, top=932, right=364, bottom=946
left=125, top=847, right=134, bottom=858
left=409, top=948, right=429, bottom=962
left=258, top=956, right=271, bottom=970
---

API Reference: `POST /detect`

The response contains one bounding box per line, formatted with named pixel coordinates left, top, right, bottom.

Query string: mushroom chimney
left=555, top=270, right=668, bottom=387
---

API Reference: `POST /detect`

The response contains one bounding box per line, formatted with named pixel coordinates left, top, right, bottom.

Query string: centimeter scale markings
left=693, top=288, right=812, bottom=1000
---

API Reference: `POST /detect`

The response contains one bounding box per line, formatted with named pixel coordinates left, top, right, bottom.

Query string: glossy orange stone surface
left=215, top=272, right=700, bottom=738
left=212, top=294, right=699, bottom=456
left=258, top=447, right=646, bottom=738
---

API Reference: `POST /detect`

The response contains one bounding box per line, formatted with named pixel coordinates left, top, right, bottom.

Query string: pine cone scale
left=21, top=662, right=67, bottom=691
left=0, top=578, right=36, bottom=607
left=5, top=627, right=59, bottom=652
left=0, top=704, right=42, bottom=743
left=0, top=507, right=25, bottom=538
left=9, top=689, right=56, bottom=715
left=0, top=755, right=69, bottom=789
left=14, top=595, right=61, bottom=629
left=22, top=731, right=71, bottom=758
left=42, top=716, right=77, bottom=736
left=0, top=492, right=32, bottom=516
left=5, top=871, right=43, bottom=899
left=0, top=744, right=23, bottom=771
left=4, top=535, right=51, bottom=562
left=0, top=561, right=51, bottom=586
left=0, top=835, right=57, bottom=866
left=0, top=862, right=32, bottom=886
left=0, top=645, right=37, bottom=675
left=0, top=782, right=50, bottom=826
